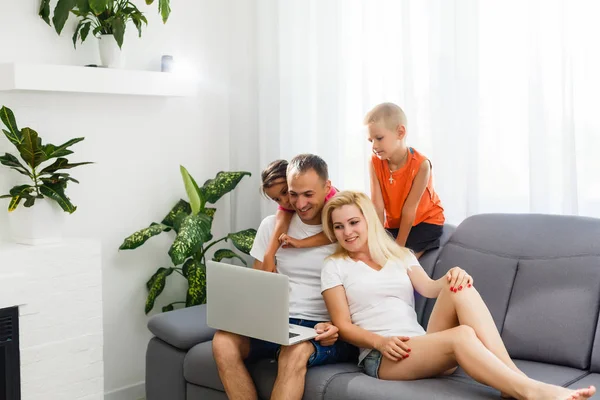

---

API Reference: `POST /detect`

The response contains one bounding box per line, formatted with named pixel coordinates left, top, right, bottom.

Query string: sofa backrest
left=419, top=213, right=600, bottom=370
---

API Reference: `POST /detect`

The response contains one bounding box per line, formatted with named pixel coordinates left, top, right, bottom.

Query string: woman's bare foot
left=530, top=383, right=596, bottom=400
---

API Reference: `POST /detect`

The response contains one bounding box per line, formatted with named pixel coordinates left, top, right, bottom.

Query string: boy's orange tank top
left=371, top=147, right=445, bottom=229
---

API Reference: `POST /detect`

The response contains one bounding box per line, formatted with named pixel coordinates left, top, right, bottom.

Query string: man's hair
left=287, top=154, right=329, bottom=182
left=363, top=102, right=407, bottom=131
left=322, top=190, right=412, bottom=268
left=260, top=159, right=288, bottom=195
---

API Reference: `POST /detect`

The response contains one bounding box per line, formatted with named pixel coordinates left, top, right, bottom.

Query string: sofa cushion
left=420, top=242, right=518, bottom=330
left=323, top=372, right=499, bottom=400
left=501, top=257, right=600, bottom=369
left=149, top=305, right=216, bottom=350
left=567, top=373, right=600, bottom=391
left=591, top=312, right=600, bottom=373
left=452, top=359, right=587, bottom=388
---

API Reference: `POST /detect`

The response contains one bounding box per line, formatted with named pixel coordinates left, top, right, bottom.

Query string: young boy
left=365, top=102, right=445, bottom=258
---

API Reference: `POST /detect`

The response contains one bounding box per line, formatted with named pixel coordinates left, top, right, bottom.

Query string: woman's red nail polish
left=468, top=284, right=472, bottom=288
left=450, top=287, right=454, bottom=291
left=458, top=286, right=463, bottom=290
left=404, top=354, right=410, bottom=358
left=407, top=348, right=411, bottom=352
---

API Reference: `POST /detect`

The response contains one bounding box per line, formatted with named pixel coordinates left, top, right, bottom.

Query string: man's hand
left=314, top=322, right=339, bottom=346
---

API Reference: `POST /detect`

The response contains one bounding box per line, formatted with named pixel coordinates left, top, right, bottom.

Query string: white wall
left=0, top=0, right=260, bottom=397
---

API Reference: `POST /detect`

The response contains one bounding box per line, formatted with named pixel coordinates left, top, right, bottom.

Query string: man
left=212, top=154, right=356, bottom=400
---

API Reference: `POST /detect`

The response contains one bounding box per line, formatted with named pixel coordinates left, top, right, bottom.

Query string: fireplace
left=0, top=306, right=20, bottom=400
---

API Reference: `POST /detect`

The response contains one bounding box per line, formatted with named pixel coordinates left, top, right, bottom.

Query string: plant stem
left=174, top=269, right=185, bottom=277
left=199, top=237, right=228, bottom=262
left=31, top=166, right=41, bottom=196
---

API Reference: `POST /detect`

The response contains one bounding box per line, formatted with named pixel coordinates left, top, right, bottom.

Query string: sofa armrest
left=148, top=304, right=216, bottom=350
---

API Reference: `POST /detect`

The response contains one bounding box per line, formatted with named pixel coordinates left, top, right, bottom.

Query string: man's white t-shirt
left=321, top=253, right=426, bottom=363
left=250, top=214, right=336, bottom=321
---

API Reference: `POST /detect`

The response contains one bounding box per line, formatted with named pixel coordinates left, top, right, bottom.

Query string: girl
left=260, top=159, right=336, bottom=272
left=365, top=102, right=445, bottom=258
left=320, top=190, right=595, bottom=400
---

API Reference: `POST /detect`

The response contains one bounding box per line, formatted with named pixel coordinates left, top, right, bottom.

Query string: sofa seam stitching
left=447, top=241, right=600, bottom=260
left=563, top=371, right=591, bottom=388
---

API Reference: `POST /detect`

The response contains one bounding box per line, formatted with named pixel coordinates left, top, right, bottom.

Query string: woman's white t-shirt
left=321, top=253, right=426, bottom=363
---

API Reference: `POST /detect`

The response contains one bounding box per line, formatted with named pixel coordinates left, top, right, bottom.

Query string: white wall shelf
left=0, top=63, right=196, bottom=97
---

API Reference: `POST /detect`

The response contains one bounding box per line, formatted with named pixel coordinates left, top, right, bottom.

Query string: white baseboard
left=104, top=382, right=145, bottom=400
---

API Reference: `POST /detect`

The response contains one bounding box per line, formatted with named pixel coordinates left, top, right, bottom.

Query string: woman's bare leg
left=427, top=280, right=523, bottom=377
left=378, top=326, right=595, bottom=400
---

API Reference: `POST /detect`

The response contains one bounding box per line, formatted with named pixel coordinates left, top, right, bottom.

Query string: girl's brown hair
left=260, top=159, right=288, bottom=195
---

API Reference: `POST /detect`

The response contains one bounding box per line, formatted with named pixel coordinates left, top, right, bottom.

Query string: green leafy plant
left=39, top=0, right=172, bottom=49
left=0, top=106, right=93, bottom=213
left=119, top=166, right=257, bottom=314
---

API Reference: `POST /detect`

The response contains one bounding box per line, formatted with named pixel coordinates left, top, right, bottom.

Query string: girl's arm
left=396, top=160, right=431, bottom=247
left=263, top=209, right=293, bottom=272
left=282, top=231, right=333, bottom=249
left=323, top=286, right=411, bottom=361
left=369, top=161, right=385, bottom=225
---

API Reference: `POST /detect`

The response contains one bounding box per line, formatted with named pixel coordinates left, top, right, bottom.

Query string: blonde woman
left=320, top=191, right=595, bottom=400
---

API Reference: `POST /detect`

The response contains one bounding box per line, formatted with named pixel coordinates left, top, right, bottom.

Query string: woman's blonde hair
left=322, top=190, right=412, bottom=267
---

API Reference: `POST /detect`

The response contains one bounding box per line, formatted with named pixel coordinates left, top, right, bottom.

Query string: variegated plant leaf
left=227, top=229, right=257, bottom=255
left=168, top=213, right=213, bottom=265
left=17, top=128, right=47, bottom=169
left=0, top=106, right=22, bottom=145
left=212, top=248, right=247, bottom=266
left=200, top=171, right=251, bottom=204
left=119, top=223, right=170, bottom=250
left=161, top=199, right=191, bottom=228
left=162, top=304, right=174, bottom=312
left=145, top=267, right=173, bottom=314
left=0, top=153, right=31, bottom=177
left=39, top=181, right=76, bottom=213
left=203, top=207, right=216, bottom=218
left=182, top=257, right=201, bottom=278
left=180, top=165, right=203, bottom=215
left=146, top=267, right=171, bottom=290
left=186, top=263, right=206, bottom=307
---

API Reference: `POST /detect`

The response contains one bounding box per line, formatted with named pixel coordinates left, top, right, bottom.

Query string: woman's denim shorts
left=360, top=349, right=383, bottom=378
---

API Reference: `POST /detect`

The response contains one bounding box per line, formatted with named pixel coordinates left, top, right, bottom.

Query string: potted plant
left=119, top=166, right=257, bottom=314
left=0, top=106, right=93, bottom=244
left=38, top=0, right=172, bottom=67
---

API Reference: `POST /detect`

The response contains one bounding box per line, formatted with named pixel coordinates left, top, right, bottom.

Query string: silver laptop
left=206, top=260, right=318, bottom=346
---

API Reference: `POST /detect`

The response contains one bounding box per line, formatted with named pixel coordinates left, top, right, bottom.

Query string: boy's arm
left=369, top=161, right=385, bottom=224
left=396, top=160, right=431, bottom=247
left=263, top=209, right=293, bottom=272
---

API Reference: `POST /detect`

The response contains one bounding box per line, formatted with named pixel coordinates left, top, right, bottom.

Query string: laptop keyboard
left=289, top=332, right=300, bottom=339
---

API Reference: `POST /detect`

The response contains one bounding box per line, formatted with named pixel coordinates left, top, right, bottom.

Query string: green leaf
left=145, top=0, right=154, bottom=4
left=168, top=213, right=213, bottom=265
left=227, top=229, right=257, bottom=255
left=39, top=0, right=51, bottom=24
left=75, top=0, right=90, bottom=13
left=161, top=199, right=191, bottom=228
left=80, top=21, right=92, bottom=42
left=17, top=128, right=47, bottom=169
left=182, top=257, right=201, bottom=278
left=0, top=107, right=22, bottom=145
left=162, top=304, right=174, bottom=312
left=89, top=0, right=109, bottom=14
left=39, top=157, right=92, bottom=175
left=213, top=248, right=247, bottom=266
left=158, top=0, right=171, bottom=23
left=203, top=207, right=216, bottom=218
left=180, top=165, right=203, bottom=215
left=119, top=223, right=170, bottom=250
left=145, top=267, right=173, bottom=314
left=186, top=263, right=206, bottom=307
left=201, top=171, right=251, bottom=204
left=6, top=185, right=35, bottom=212
left=146, top=266, right=172, bottom=290
left=111, top=17, right=125, bottom=49
left=0, top=153, right=31, bottom=177
left=43, top=137, right=85, bottom=159
left=52, top=0, right=77, bottom=34
left=40, top=181, right=76, bottom=213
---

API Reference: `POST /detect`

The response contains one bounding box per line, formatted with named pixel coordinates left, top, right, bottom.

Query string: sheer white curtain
left=256, top=0, right=600, bottom=224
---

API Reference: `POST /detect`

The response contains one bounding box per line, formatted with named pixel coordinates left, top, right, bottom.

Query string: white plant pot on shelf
left=99, top=34, right=123, bottom=68
left=7, top=198, right=66, bottom=245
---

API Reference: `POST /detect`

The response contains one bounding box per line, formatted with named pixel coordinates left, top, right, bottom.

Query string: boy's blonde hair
left=322, top=191, right=412, bottom=268
left=363, top=102, right=407, bottom=131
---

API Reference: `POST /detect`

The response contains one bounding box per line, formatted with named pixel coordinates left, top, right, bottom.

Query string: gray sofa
left=145, top=213, right=600, bottom=399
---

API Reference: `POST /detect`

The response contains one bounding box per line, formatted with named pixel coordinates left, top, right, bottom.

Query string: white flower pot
left=99, top=34, right=123, bottom=68
left=7, top=198, right=66, bottom=245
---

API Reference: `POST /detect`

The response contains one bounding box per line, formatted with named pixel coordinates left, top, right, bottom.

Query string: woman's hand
left=279, top=233, right=302, bottom=248
left=446, top=266, right=473, bottom=292
left=375, top=336, right=411, bottom=362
